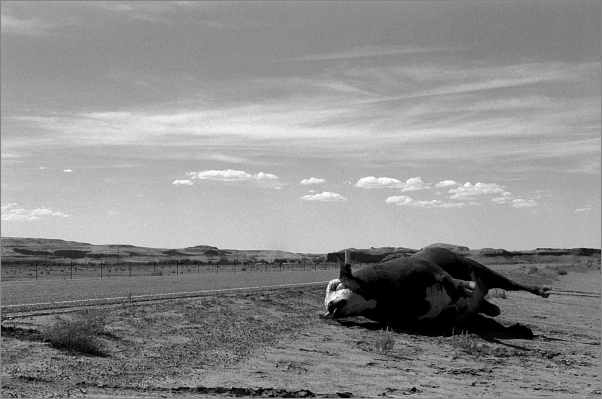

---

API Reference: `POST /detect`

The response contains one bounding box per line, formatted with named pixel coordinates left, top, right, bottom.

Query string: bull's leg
left=467, top=260, right=551, bottom=298
left=414, top=248, right=551, bottom=298
left=436, top=274, right=476, bottom=299
left=479, top=299, right=501, bottom=317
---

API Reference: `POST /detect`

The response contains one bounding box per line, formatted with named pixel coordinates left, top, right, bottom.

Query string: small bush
left=375, top=327, right=395, bottom=355
left=450, top=333, right=479, bottom=354
left=527, top=266, right=538, bottom=274
left=43, top=310, right=106, bottom=355
left=556, top=269, right=568, bottom=275
left=150, top=269, right=163, bottom=276
left=184, top=306, right=206, bottom=323
left=485, top=288, right=507, bottom=299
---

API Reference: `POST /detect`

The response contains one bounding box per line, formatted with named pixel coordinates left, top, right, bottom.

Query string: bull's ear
left=339, top=262, right=352, bottom=279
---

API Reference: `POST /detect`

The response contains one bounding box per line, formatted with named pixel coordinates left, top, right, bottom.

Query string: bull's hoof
left=507, top=323, right=534, bottom=339
left=539, top=286, right=551, bottom=298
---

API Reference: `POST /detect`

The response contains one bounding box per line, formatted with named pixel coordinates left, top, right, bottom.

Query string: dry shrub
left=43, top=310, right=106, bottom=355
left=449, top=333, right=527, bottom=358
left=527, top=266, right=538, bottom=274
left=375, top=327, right=395, bottom=355
left=556, top=269, right=568, bottom=275
left=485, top=288, right=507, bottom=299
left=150, top=269, right=163, bottom=276
left=184, top=306, right=206, bottom=323
left=450, top=333, right=480, bottom=355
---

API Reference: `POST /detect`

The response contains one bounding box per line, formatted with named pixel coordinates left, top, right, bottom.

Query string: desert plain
left=1, top=240, right=600, bottom=398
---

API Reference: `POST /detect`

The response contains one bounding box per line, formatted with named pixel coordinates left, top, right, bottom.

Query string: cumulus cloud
left=511, top=199, right=538, bottom=208
left=63, top=169, right=73, bottom=173
left=300, top=191, right=347, bottom=202
left=448, top=182, right=507, bottom=200
left=173, top=180, right=193, bottom=186
left=1, top=203, right=70, bottom=221
left=401, top=177, right=430, bottom=192
left=385, top=195, right=464, bottom=208
left=187, top=169, right=278, bottom=181
left=356, top=176, right=403, bottom=189
left=300, top=177, right=326, bottom=185
left=255, top=172, right=278, bottom=180
left=356, top=176, right=429, bottom=191
left=435, top=180, right=458, bottom=188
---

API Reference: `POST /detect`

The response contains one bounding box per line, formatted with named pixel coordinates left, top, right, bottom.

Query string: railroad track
left=1, top=281, right=329, bottom=319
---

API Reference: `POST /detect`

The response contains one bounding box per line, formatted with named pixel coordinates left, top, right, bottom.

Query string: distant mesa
left=1, top=237, right=599, bottom=265
left=478, top=248, right=512, bottom=257
left=162, top=249, right=195, bottom=257
left=12, top=248, right=53, bottom=256
left=184, top=245, right=219, bottom=251
left=423, top=243, right=470, bottom=253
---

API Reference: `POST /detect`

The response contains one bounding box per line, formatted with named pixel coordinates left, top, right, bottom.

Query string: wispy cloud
left=1, top=203, right=70, bottom=221
left=280, top=45, right=456, bottom=62
left=385, top=195, right=464, bottom=208
left=300, top=191, right=347, bottom=202
left=574, top=200, right=595, bottom=212
left=62, top=169, right=73, bottom=173
left=511, top=199, right=538, bottom=208
left=2, top=59, right=598, bottom=172
left=1, top=13, right=57, bottom=36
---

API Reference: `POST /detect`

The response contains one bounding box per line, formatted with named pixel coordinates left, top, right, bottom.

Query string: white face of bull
left=324, top=278, right=377, bottom=318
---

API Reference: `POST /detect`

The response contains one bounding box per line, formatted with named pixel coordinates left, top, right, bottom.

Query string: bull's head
left=324, top=251, right=376, bottom=318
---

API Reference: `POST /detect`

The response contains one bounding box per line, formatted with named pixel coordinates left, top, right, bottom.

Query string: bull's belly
left=416, top=284, right=454, bottom=321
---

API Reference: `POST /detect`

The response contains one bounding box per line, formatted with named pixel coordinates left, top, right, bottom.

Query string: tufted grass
left=42, top=310, right=107, bottom=356
left=527, top=266, right=539, bottom=274
left=375, top=327, right=395, bottom=355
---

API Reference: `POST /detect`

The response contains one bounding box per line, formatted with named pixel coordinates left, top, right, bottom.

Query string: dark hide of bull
left=325, top=247, right=551, bottom=336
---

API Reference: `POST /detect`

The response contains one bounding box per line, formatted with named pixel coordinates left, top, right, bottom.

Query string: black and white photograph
left=2, top=1, right=600, bottom=397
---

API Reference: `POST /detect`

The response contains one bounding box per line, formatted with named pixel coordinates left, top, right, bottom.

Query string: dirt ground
left=1, top=264, right=600, bottom=398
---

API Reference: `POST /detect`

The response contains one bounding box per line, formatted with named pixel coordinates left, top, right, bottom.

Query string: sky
left=1, top=1, right=600, bottom=253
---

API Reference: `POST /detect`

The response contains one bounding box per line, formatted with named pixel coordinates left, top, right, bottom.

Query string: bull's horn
left=339, top=262, right=352, bottom=278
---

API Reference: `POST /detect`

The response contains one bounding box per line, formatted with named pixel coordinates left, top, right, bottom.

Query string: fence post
left=70, top=261, right=73, bottom=279
left=197, top=262, right=200, bottom=275
left=129, top=262, right=132, bottom=278
left=176, top=260, right=179, bottom=276
left=35, top=262, right=38, bottom=281
left=216, top=264, right=219, bottom=274
left=100, top=262, right=103, bottom=279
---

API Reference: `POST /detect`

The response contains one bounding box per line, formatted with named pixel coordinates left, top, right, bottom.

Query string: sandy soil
left=1, top=264, right=600, bottom=398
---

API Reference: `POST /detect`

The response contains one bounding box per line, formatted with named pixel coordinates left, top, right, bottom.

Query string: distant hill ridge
left=1, top=237, right=600, bottom=265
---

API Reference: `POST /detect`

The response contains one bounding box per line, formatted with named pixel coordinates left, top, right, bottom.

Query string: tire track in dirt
left=1, top=270, right=337, bottom=308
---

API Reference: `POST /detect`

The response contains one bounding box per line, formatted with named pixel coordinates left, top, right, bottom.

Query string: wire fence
left=0, top=260, right=350, bottom=282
